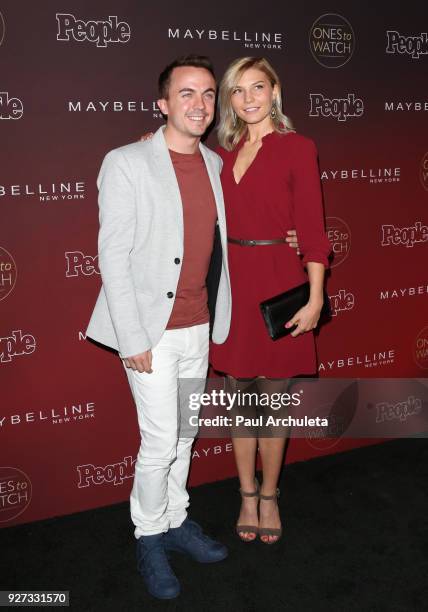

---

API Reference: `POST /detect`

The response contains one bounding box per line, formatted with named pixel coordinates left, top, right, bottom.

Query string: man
left=86, top=56, right=231, bottom=600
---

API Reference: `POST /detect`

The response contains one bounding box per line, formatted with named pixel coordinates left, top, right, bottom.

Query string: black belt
left=227, top=237, right=287, bottom=246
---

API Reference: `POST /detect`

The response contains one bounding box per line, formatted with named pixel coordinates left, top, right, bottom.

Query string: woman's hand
left=285, top=299, right=323, bottom=337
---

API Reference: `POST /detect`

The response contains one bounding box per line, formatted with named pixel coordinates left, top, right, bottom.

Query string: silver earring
left=232, top=110, right=237, bottom=126
left=270, top=103, right=277, bottom=119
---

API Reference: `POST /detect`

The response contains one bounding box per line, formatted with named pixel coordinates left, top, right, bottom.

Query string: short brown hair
left=158, top=55, right=216, bottom=99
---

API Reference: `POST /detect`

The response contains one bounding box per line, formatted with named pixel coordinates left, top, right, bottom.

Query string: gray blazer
left=86, top=126, right=231, bottom=357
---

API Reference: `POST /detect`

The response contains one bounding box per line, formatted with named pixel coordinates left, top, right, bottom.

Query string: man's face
left=158, top=66, right=216, bottom=139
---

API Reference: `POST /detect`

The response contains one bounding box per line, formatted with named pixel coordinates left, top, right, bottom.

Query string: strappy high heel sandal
left=259, top=488, right=282, bottom=544
left=236, top=478, right=259, bottom=542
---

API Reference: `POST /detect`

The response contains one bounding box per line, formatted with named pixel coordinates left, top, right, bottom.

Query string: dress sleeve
left=214, top=144, right=226, bottom=170
left=291, top=137, right=331, bottom=268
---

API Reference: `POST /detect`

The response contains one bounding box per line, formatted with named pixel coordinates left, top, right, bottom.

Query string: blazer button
left=174, top=258, right=181, bottom=264
left=167, top=291, right=174, bottom=298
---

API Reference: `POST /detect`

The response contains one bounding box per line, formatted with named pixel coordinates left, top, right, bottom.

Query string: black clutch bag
left=259, top=281, right=330, bottom=341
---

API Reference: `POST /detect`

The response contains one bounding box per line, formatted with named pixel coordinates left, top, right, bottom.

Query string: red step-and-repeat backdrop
left=1, top=0, right=427, bottom=528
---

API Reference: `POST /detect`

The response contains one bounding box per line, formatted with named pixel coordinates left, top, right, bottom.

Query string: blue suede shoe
left=136, top=533, right=180, bottom=599
left=164, top=518, right=228, bottom=563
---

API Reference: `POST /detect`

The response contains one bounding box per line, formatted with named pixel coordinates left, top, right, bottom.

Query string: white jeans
left=124, top=323, right=209, bottom=538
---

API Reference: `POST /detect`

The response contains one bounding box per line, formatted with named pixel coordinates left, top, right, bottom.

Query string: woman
left=210, top=57, right=331, bottom=544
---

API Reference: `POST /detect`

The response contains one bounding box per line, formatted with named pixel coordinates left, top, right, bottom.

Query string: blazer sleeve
left=291, top=138, right=331, bottom=268
left=97, top=149, right=151, bottom=357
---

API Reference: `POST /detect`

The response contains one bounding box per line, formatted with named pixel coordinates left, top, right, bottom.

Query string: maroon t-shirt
left=166, top=149, right=217, bottom=329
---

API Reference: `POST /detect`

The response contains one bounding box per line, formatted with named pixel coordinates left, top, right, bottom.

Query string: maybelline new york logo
left=318, top=349, right=396, bottom=372
left=0, top=182, right=85, bottom=202
left=0, top=403, right=95, bottom=428
left=68, top=100, right=160, bottom=113
left=167, top=28, right=283, bottom=50
left=381, top=221, right=428, bottom=248
left=385, top=101, right=428, bottom=112
left=380, top=284, right=428, bottom=300
left=56, top=14, right=131, bottom=47
left=0, top=92, right=23, bottom=120
left=0, top=330, right=36, bottom=364
left=309, top=93, right=363, bottom=121
left=65, top=252, right=100, bottom=277
left=386, top=30, right=428, bottom=59
left=321, top=167, right=400, bottom=184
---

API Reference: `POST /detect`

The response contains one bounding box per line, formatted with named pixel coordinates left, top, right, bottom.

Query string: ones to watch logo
left=420, top=153, right=428, bottom=192
left=0, top=467, right=32, bottom=523
left=414, top=326, right=428, bottom=370
left=309, top=13, right=355, bottom=68
left=326, top=217, right=351, bottom=268
left=0, top=92, right=23, bottom=120
left=0, top=247, right=17, bottom=301
left=386, top=31, right=428, bottom=59
left=0, top=12, right=5, bottom=46
left=309, top=93, right=363, bottom=121
left=0, top=330, right=36, bottom=364
left=56, top=14, right=131, bottom=47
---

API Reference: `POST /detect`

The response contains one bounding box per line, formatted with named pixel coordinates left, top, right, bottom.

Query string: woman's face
left=230, top=67, right=278, bottom=126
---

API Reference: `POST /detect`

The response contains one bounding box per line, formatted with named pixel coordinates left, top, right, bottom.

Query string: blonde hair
left=217, top=57, right=294, bottom=151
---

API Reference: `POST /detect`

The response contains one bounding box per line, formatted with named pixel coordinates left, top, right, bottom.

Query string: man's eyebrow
left=178, top=87, right=216, bottom=94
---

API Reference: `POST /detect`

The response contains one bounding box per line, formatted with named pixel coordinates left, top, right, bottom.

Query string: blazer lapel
left=151, top=126, right=184, bottom=239
left=199, top=144, right=226, bottom=229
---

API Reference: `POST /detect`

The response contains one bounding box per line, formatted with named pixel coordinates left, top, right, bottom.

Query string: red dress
left=210, top=131, right=331, bottom=378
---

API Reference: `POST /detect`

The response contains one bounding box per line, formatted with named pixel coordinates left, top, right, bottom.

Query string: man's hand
left=140, top=132, right=154, bottom=142
left=124, top=350, right=153, bottom=373
left=286, top=229, right=300, bottom=254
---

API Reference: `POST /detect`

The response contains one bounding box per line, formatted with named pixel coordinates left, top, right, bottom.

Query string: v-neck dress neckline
left=232, top=130, right=276, bottom=186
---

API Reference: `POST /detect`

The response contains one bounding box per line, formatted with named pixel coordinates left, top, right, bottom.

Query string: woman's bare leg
left=227, top=375, right=259, bottom=541
left=256, top=378, right=290, bottom=543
